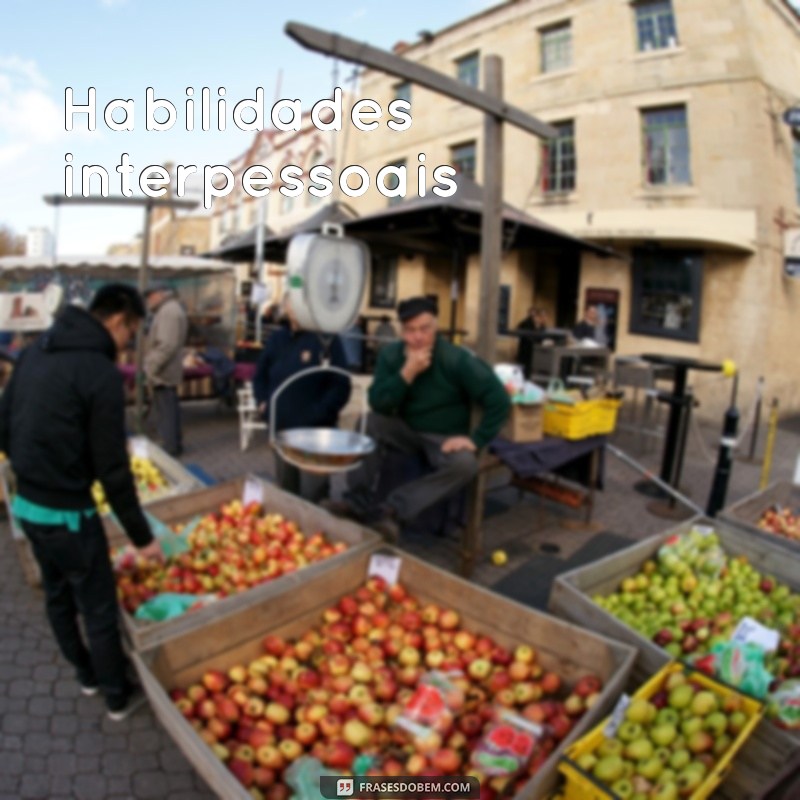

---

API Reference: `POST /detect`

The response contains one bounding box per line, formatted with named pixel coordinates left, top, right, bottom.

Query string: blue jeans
left=21, top=514, right=132, bottom=711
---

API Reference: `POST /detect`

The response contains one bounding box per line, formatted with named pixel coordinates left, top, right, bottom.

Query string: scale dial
left=286, top=229, right=368, bottom=333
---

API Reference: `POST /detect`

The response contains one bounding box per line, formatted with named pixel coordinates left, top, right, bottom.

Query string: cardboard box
left=132, top=546, right=636, bottom=800
left=502, top=402, right=544, bottom=443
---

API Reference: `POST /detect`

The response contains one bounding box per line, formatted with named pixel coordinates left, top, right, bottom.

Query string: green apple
left=610, top=778, right=633, bottom=798
left=576, top=752, right=597, bottom=771
left=655, top=707, right=680, bottom=727
left=649, top=723, right=677, bottom=747
left=668, top=685, right=693, bottom=710
left=703, top=711, right=728, bottom=737
left=689, top=690, right=718, bottom=717
left=727, top=710, right=748, bottom=735
left=624, top=738, right=653, bottom=761
left=651, top=782, right=678, bottom=800
left=669, top=748, right=691, bottom=771
left=712, top=733, right=733, bottom=757
left=681, top=717, right=703, bottom=738
left=636, top=756, right=663, bottom=780
left=617, top=720, right=644, bottom=743
left=594, top=755, right=625, bottom=784
left=626, top=698, right=656, bottom=724
left=597, top=739, right=624, bottom=758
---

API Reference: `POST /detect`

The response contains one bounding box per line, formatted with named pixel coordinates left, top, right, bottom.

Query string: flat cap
left=397, top=296, right=438, bottom=322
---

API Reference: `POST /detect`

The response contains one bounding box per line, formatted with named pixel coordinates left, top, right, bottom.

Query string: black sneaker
left=80, top=683, right=100, bottom=697
left=107, top=687, right=148, bottom=722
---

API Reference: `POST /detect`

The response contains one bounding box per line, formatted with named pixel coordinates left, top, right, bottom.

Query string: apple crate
left=718, top=481, right=800, bottom=556
left=106, top=475, right=381, bottom=651
left=1, top=438, right=204, bottom=588
left=557, top=662, right=763, bottom=800
left=548, top=516, right=799, bottom=798
left=131, top=546, right=637, bottom=800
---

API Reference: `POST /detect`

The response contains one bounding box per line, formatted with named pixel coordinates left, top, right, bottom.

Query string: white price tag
left=603, top=693, right=630, bottom=739
left=368, top=553, right=402, bottom=586
left=242, top=478, right=264, bottom=507
left=129, top=437, right=149, bottom=459
left=731, top=616, right=780, bottom=653
left=692, top=524, right=715, bottom=537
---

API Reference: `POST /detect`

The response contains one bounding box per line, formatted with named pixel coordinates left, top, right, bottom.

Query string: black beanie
left=397, top=296, right=438, bottom=322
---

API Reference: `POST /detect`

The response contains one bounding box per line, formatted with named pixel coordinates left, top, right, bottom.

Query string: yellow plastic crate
left=543, top=397, right=622, bottom=440
left=558, top=661, right=763, bottom=800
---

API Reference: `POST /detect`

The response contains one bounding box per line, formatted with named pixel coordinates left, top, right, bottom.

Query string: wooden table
left=459, top=435, right=607, bottom=577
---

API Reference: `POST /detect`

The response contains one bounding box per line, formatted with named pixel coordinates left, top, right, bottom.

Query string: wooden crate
left=718, top=481, right=800, bottom=555
left=132, top=547, right=637, bottom=800
left=2, top=438, right=205, bottom=588
left=108, top=475, right=381, bottom=651
left=549, top=516, right=799, bottom=799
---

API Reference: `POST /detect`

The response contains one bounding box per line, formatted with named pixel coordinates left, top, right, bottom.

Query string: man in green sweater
left=342, top=297, right=510, bottom=539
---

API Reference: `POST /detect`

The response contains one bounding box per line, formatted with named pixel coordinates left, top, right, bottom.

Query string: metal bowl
left=275, top=428, right=376, bottom=472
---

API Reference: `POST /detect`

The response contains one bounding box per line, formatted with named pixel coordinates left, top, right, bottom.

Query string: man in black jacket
left=0, top=284, right=163, bottom=721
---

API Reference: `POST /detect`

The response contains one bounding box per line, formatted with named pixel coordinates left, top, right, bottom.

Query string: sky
left=0, top=0, right=496, bottom=255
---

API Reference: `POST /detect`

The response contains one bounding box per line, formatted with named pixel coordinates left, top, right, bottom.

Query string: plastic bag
left=471, top=710, right=544, bottom=777
left=144, top=511, right=204, bottom=557
left=395, top=671, right=465, bottom=740
left=284, top=756, right=339, bottom=800
left=691, top=640, right=774, bottom=699
left=766, top=679, right=800, bottom=729
left=133, top=592, right=216, bottom=622
left=657, top=528, right=726, bottom=579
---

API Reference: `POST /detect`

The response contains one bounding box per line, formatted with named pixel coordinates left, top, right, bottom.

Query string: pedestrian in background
left=144, top=283, right=188, bottom=456
left=0, top=284, right=163, bottom=720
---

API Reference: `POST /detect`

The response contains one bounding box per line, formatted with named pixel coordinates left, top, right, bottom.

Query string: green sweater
left=368, top=337, right=511, bottom=449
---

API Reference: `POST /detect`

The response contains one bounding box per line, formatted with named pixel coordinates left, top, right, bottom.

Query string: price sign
left=692, top=524, right=715, bottom=537
left=129, top=437, right=149, bottom=459
left=368, top=553, right=402, bottom=586
left=731, top=616, right=780, bottom=653
left=242, top=478, right=264, bottom=506
left=603, top=694, right=631, bottom=739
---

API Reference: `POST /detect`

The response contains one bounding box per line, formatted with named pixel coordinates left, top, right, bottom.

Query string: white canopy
left=0, top=255, right=233, bottom=275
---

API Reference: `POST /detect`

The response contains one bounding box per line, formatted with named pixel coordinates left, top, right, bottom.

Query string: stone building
left=345, top=0, right=800, bottom=416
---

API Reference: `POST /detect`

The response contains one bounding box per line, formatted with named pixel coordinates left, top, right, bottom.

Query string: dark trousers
left=21, top=514, right=132, bottom=710
left=347, top=414, right=479, bottom=522
left=152, top=385, right=182, bottom=456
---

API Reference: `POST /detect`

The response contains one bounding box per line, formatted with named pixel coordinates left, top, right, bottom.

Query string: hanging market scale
left=269, top=223, right=377, bottom=474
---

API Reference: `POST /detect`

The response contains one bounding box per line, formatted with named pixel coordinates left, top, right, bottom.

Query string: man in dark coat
left=0, top=284, right=162, bottom=721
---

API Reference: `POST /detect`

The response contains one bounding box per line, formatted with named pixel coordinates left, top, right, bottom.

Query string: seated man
left=337, top=296, right=510, bottom=540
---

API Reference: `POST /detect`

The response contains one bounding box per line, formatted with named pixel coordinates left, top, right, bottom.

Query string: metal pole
left=746, top=376, right=764, bottom=461
left=706, top=374, right=740, bottom=517
left=134, top=202, right=153, bottom=433
left=475, top=55, right=503, bottom=364
left=254, top=194, right=267, bottom=344
left=607, top=443, right=706, bottom=516
left=759, top=398, right=780, bottom=490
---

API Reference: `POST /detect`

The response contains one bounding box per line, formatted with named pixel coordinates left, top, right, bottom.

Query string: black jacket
left=0, top=306, right=153, bottom=547
left=252, top=327, right=351, bottom=432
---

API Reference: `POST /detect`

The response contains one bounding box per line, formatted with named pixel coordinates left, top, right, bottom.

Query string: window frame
left=383, top=159, right=407, bottom=207
left=450, top=140, right=477, bottom=181
left=541, top=120, right=576, bottom=194
left=634, top=0, right=678, bottom=52
left=540, top=21, right=573, bottom=73
left=629, top=248, right=703, bottom=342
left=455, top=51, right=480, bottom=88
left=793, top=132, right=800, bottom=207
left=641, top=105, right=691, bottom=187
left=369, top=255, right=398, bottom=309
left=394, top=81, right=411, bottom=104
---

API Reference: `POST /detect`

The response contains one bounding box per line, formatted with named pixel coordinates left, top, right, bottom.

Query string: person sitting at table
left=328, top=296, right=510, bottom=541
left=515, top=306, right=547, bottom=378
left=252, top=295, right=351, bottom=502
left=572, top=304, right=600, bottom=342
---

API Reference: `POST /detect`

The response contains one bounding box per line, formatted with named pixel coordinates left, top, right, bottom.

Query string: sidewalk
left=0, top=400, right=797, bottom=799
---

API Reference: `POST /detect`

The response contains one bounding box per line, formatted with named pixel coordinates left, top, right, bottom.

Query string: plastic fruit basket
left=543, top=398, right=622, bottom=440
left=557, top=661, right=763, bottom=800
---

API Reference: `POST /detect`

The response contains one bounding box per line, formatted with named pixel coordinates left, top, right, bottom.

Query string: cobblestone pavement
left=1, top=398, right=798, bottom=799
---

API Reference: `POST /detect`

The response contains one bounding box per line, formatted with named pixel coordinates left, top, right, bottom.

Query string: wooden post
left=135, top=201, right=153, bottom=434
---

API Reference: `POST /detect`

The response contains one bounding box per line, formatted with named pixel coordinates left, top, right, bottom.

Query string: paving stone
left=47, top=752, right=77, bottom=776
left=0, top=776, right=21, bottom=795
left=106, top=777, right=132, bottom=795
left=15, top=650, right=55, bottom=667
left=0, top=663, right=25, bottom=680
left=2, top=713, right=30, bottom=734
left=132, top=771, right=170, bottom=799
left=73, top=774, right=107, bottom=800
left=9, top=678, right=35, bottom=698
left=50, top=714, right=79, bottom=736
left=129, top=729, right=163, bottom=753
left=76, top=754, right=100, bottom=773
left=1, top=734, right=22, bottom=750
left=48, top=776, right=74, bottom=796
left=54, top=681, right=81, bottom=699
left=28, top=696, right=55, bottom=717
left=25, top=731, right=68, bottom=755
left=101, top=751, right=137, bottom=777
left=18, top=773, right=49, bottom=799
left=75, top=731, right=107, bottom=755
left=31, top=663, right=60, bottom=682
left=1, top=753, right=24, bottom=775
left=166, top=772, right=195, bottom=791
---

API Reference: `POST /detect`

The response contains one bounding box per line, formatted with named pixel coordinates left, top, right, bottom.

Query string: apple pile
left=168, top=576, right=605, bottom=800
left=757, top=505, right=800, bottom=543
left=568, top=669, right=754, bottom=800
left=593, top=530, right=800, bottom=687
left=114, top=500, right=347, bottom=613
left=92, top=455, right=170, bottom=514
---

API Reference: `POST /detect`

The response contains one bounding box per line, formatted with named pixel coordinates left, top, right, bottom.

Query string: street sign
left=783, top=107, right=800, bottom=127
left=784, top=229, right=800, bottom=278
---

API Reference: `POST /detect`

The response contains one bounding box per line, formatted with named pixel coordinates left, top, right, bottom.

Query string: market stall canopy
left=344, top=174, right=617, bottom=258
left=206, top=225, right=275, bottom=262
left=208, top=201, right=360, bottom=263
left=0, top=254, right=234, bottom=280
